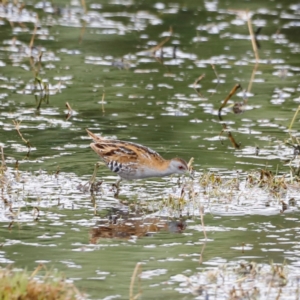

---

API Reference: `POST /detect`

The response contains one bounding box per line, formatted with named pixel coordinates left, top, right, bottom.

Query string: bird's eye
left=178, top=165, right=185, bottom=170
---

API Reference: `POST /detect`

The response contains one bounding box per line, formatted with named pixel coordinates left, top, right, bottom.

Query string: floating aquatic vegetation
left=170, top=261, right=297, bottom=299
left=154, top=169, right=300, bottom=218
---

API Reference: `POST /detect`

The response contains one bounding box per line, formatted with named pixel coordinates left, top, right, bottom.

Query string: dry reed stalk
left=101, top=92, right=105, bottom=113
left=247, top=12, right=259, bottom=62
left=288, top=105, right=300, bottom=131
left=193, top=74, right=205, bottom=96
left=247, top=63, right=259, bottom=93
left=65, top=102, right=73, bottom=120
left=30, top=263, right=44, bottom=278
left=0, top=146, right=6, bottom=170
left=199, top=206, right=207, bottom=240
left=193, top=74, right=205, bottom=87
left=79, top=20, right=86, bottom=44
left=148, top=27, right=173, bottom=54
left=211, top=64, right=219, bottom=82
left=81, top=0, right=87, bottom=14
left=218, top=84, right=241, bottom=119
left=129, top=262, right=142, bottom=300
left=65, top=102, right=72, bottom=112
left=227, top=130, right=241, bottom=149
left=187, top=157, right=194, bottom=172
left=89, top=161, right=105, bottom=191
left=29, top=16, right=38, bottom=49
left=199, top=242, right=206, bottom=264
left=13, top=120, right=31, bottom=149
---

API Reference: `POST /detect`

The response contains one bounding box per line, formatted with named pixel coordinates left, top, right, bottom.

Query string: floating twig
left=219, top=123, right=241, bottom=149
left=218, top=83, right=241, bottom=120
left=227, top=130, right=241, bottom=149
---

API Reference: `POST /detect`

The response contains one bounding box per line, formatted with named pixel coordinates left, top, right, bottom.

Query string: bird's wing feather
left=87, top=129, right=167, bottom=169
left=90, top=140, right=165, bottom=165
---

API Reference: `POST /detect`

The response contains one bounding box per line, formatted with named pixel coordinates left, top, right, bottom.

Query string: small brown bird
left=86, top=129, right=190, bottom=183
